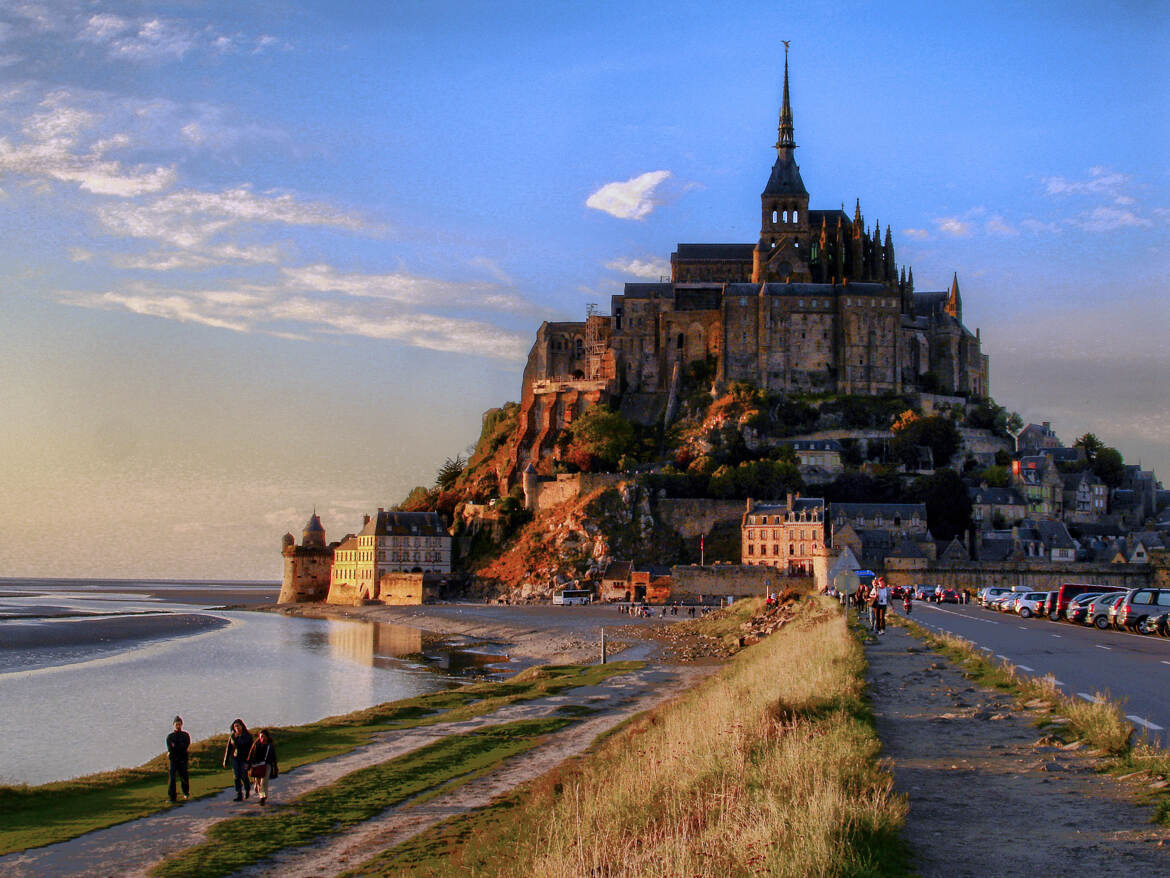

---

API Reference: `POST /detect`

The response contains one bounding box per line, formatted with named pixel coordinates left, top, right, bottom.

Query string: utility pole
left=600, top=627, right=607, bottom=664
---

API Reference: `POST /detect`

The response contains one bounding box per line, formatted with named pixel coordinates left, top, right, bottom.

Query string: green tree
left=890, top=414, right=961, bottom=469
left=434, top=455, right=466, bottom=491
left=1092, top=446, right=1125, bottom=488
left=563, top=404, right=637, bottom=472
left=909, top=470, right=972, bottom=541
left=977, top=465, right=1009, bottom=488
left=1074, top=433, right=1104, bottom=463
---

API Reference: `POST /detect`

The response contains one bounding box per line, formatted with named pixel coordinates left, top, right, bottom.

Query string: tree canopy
left=562, top=404, right=637, bottom=472
left=890, top=414, right=961, bottom=470
left=1092, top=446, right=1125, bottom=488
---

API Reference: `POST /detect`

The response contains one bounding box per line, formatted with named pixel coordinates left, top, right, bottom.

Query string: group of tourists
left=618, top=603, right=704, bottom=618
left=165, top=716, right=280, bottom=806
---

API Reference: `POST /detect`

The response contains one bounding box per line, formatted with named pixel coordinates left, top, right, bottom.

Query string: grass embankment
left=152, top=717, right=574, bottom=878
left=0, top=662, right=639, bottom=855
left=352, top=595, right=910, bottom=878
left=895, top=615, right=1170, bottom=826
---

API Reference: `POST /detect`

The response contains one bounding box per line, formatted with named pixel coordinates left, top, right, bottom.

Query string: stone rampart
left=534, top=472, right=626, bottom=512
left=670, top=564, right=812, bottom=598
left=378, top=572, right=438, bottom=606
left=882, top=558, right=1153, bottom=592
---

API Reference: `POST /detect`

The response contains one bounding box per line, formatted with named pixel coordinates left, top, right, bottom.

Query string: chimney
left=363, top=514, right=371, bottom=526
left=787, top=492, right=795, bottom=511
left=746, top=497, right=754, bottom=514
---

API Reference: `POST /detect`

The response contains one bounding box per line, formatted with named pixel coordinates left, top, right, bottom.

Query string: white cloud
left=1042, top=167, right=1130, bottom=197
left=1069, top=206, right=1152, bottom=232
left=605, top=256, right=670, bottom=279
left=281, top=264, right=531, bottom=313
left=68, top=247, right=92, bottom=261
left=586, top=170, right=672, bottom=220
left=1019, top=218, right=1061, bottom=234
left=985, top=215, right=1017, bottom=236
left=902, top=228, right=929, bottom=240
left=934, top=216, right=971, bottom=237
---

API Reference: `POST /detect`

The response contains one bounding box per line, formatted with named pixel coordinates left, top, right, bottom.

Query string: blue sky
left=0, top=1, right=1166, bottom=578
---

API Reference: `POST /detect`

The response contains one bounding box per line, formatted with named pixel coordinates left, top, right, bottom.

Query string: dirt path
left=866, top=624, right=1170, bottom=877
left=236, top=662, right=712, bottom=877
left=0, top=660, right=710, bottom=878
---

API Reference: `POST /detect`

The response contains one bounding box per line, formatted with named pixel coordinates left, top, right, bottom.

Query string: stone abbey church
left=512, top=52, right=989, bottom=478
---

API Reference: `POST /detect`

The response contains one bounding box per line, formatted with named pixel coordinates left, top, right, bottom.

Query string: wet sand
left=0, top=613, right=231, bottom=650
left=274, top=602, right=666, bottom=665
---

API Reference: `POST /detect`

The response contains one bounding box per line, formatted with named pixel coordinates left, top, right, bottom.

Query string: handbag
left=248, top=764, right=266, bottom=779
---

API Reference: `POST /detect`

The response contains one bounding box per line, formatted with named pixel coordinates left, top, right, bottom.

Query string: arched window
left=792, top=210, right=798, bottom=223
left=782, top=210, right=788, bottom=223
left=772, top=209, right=778, bottom=223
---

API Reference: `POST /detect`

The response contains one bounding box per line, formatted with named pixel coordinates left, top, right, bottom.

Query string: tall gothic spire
left=776, top=42, right=795, bottom=152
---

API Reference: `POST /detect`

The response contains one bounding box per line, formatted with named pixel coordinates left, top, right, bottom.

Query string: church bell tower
left=753, top=43, right=811, bottom=283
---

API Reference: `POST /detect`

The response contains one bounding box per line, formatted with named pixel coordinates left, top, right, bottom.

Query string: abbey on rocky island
left=511, top=49, right=989, bottom=482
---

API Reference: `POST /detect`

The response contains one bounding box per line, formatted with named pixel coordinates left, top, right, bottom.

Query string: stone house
left=599, top=561, right=633, bottom=602
left=969, top=485, right=1027, bottom=530
left=741, top=494, right=827, bottom=576
left=829, top=502, right=928, bottom=540
left=1012, top=454, right=1063, bottom=519
left=779, top=438, right=844, bottom=483
left=328, top=509, right=451, bottom=605
left=1016, top=422, right=1062, bottom=453
left=1061, top=471, right=1107, bottom=524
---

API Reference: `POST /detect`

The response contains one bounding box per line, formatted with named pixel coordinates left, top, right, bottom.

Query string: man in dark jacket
left=167, top=715, right=191, bottom=802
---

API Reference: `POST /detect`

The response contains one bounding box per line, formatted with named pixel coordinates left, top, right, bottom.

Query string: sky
left=0, top=0, right=1167, bottom=580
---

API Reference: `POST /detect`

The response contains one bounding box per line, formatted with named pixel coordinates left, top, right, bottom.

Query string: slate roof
left=976, top=538, right=1015, bottom=562
left=602, top=561, right=632, bottom=582
left=969, top=486, right=1026, bottom=506
left=831, top=502, right=927, bottom=520
left=889, top=539, right=927, bottom=559
left=360, top=510, right=448, bottom=538
left=762, top=155, right=809, bottom=197
left=620, top=282, right=672, bottom=298
left=750, top=497, right=825, bottom=515
left=1035, top=520, right=1076, bottom=550
left=673, top=244, right=755, bottom=260
left=781, top=439, right=844, bottom=452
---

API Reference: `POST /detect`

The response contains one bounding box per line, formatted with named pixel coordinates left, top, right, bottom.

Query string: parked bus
left=553, top=588, right=592, bottom=606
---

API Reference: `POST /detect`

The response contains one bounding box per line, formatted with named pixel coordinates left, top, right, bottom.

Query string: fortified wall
left=655, top=499, right=746, bottom=539
left=669, top=564, right=813, bottom=599
left=882, top=558, right=1153, bottom=592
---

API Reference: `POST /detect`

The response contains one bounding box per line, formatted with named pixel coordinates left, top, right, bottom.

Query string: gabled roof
left=831, top=502, right=926, bottom=519
left=938, top=537, right=969, bottom=561
left=889, top=539, right=927, bottom=559
left=969, top=486, right=1026, bottom=506
left=673, top=244, right=755, bottom=260
left=1035, top=520, right=1076, bottom=550
left=602, top=561, right=632, bottom=581
left=361, top=509, right=448, bottom=538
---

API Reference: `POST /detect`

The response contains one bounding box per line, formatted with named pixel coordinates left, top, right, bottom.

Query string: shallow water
left=0, top=580, right=506, bottom=786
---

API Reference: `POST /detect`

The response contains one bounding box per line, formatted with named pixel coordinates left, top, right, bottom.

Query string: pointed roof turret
left=762, top=42, right=807, bottom=198
left=907, top=266, right=915, bottom=292
left=945, top=272, right=962, bottom=320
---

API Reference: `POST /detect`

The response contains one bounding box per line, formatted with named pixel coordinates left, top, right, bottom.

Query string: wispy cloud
left=985, top=214, right=1017, bottom=236
left=1042, top=166, right=1131, bottom=199
left=934, top=216, right=971, bottom=237
left=586, top=170, right=673, bottom=220
left=902, top=227, right=929, bottom=240
left=1069, top=205, right=1151, bottom=231
left=604, top=256, right=670, bottom=279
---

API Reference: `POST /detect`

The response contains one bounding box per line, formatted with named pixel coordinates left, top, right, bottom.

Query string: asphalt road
left=895, top=599, right=1170, bottom=745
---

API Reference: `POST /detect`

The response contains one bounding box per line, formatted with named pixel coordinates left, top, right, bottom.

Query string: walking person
left=166, top=716, right=191, bottom=803
left=222, top=719, right=253, bottom=802
left=873, top=577, right=889, bottom=635
left=247, top=729, right=279, bottom=806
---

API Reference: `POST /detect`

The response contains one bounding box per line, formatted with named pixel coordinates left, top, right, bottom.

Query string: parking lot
left=895, top=591, right=1170, bottom=745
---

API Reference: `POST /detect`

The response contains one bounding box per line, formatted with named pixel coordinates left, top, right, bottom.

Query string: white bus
left=553, top=588, right=591, bottom=606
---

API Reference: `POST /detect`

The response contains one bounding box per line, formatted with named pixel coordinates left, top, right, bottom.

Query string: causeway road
left=902, top=600, right=1170, bottom=745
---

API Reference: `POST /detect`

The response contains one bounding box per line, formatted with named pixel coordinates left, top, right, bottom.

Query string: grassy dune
left=355, top=595, right=909, bottom=877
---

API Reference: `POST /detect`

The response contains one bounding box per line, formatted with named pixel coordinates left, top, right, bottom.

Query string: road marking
left=1051, top=634, right=1062, bottom=638
left=1161, top=661, right=1170, bottom=666
left=1019, top=626, right=1029, bottom=630
left=996, top=654, right=1010, bottom=661
left=980, top=646, right=992, bottom=652
left=1126, top=716, right=1165, bottom=731
left=1078, top=693, right=1104, bottom=704
left=1096, top=645, right=1112, bottom=651
left=1051, top=680, right=1066, bottom=686
left=1017, top=664, right=1035, bottom=671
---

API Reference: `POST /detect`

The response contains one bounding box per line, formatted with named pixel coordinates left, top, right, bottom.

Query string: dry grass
left=474, top=596, right=907, bottom=878
left=895, top=617, right=1133, bottom=755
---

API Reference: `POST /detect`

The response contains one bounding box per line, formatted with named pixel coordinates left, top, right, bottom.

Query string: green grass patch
left=0, top=661, right=641, bottom=855
left=152, top=716, right=573, bottom=878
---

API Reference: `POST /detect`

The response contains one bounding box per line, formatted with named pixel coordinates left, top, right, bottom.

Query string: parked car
left=978, top=587, right=1015, bottom=608
left=1149, top=611, right=1170, bottom=638
left=913, top=585, right=935, bottom=601
left=1064, top=592, right=1107, bottom=625
left=1116, top=588, right=1170, bottom=633
left=1085, top=593, right=1126, bottom=630
left=1014, top=591, right=1049, bottom=618
left=1041, top=591, right=1060, bottom=619
left=1050, top=582, right=1127, bottom=622
left=991, top=593, right=1017, bottom=612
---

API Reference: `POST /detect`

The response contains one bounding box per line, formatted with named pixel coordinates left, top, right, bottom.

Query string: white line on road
left=1051, top=634, right=1062, bottom=638
left=1078, top=693, right=1104, bottom=704
left=1051, top=680, right=1066, bottom=686
left=996, top=654, right=1010, bottom=661
left=1096, top=645, right=1112, bottom=651
left=1017, top=665, right=1035, bottom=671
left=1162, top=661, right=1170, bottom=666
left=1127, top=715, right=1165, bottom=731
left=980, top=646, right=993, bottom=652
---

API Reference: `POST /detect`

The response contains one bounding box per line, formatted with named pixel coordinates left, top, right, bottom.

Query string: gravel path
left=866, top=624, right=1170, bottom=877
left=0, top=658, right=710, bottom=878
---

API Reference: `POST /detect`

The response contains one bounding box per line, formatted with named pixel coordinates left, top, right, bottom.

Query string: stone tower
left=279, top=510, right=333, bottom=603
left=753, top=44, right=811, bottom=283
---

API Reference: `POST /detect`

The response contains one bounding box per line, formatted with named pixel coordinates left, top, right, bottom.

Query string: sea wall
left=882, top=558, right=1153, bottom=592
left=670, top=564, right=813, bottom=598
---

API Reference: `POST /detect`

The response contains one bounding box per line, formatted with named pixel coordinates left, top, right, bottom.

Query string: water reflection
left=319, top=618, right=509, bottom=678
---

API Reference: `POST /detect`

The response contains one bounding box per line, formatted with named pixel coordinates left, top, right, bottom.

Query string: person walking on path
left=873, top=577, right=889, bottom=635
left=247, top=729, right=279, bottom=806
left=222, top=719, right=253, bottom=802
left=166, top=716, right=191, bottom=803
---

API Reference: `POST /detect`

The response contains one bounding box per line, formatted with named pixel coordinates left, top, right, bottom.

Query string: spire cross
left=776, top=41, right=795, bottom=152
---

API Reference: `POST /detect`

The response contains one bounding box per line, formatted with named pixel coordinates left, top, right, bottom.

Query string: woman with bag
left=246, top=729, right=279, bottom=805
left=222, top=719, right=253, bottom=802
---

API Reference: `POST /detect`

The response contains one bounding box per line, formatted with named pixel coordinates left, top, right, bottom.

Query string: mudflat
left=0, top=612, right=231, bottom=650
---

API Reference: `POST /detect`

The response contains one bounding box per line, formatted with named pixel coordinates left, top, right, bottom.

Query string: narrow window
left=677, top=332, right=685, bottom=350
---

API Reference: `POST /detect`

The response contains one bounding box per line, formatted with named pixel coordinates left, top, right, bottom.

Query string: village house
left=741, top=494, right=826, bottom=576
left=1011, top=454, right=1064, bottom=519
left=777, top=438, right=845, bottom=483
left=1060, top=471, right=1108, bottom=524
left=328, top=509, right=451, bottom=604
left=969, top=485, right=1027, bottom=530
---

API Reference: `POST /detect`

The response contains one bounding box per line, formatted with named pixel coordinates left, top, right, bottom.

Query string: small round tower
left=303, top=510, right=326, bottom=548
left=522, top=462, right=538, bottom=512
